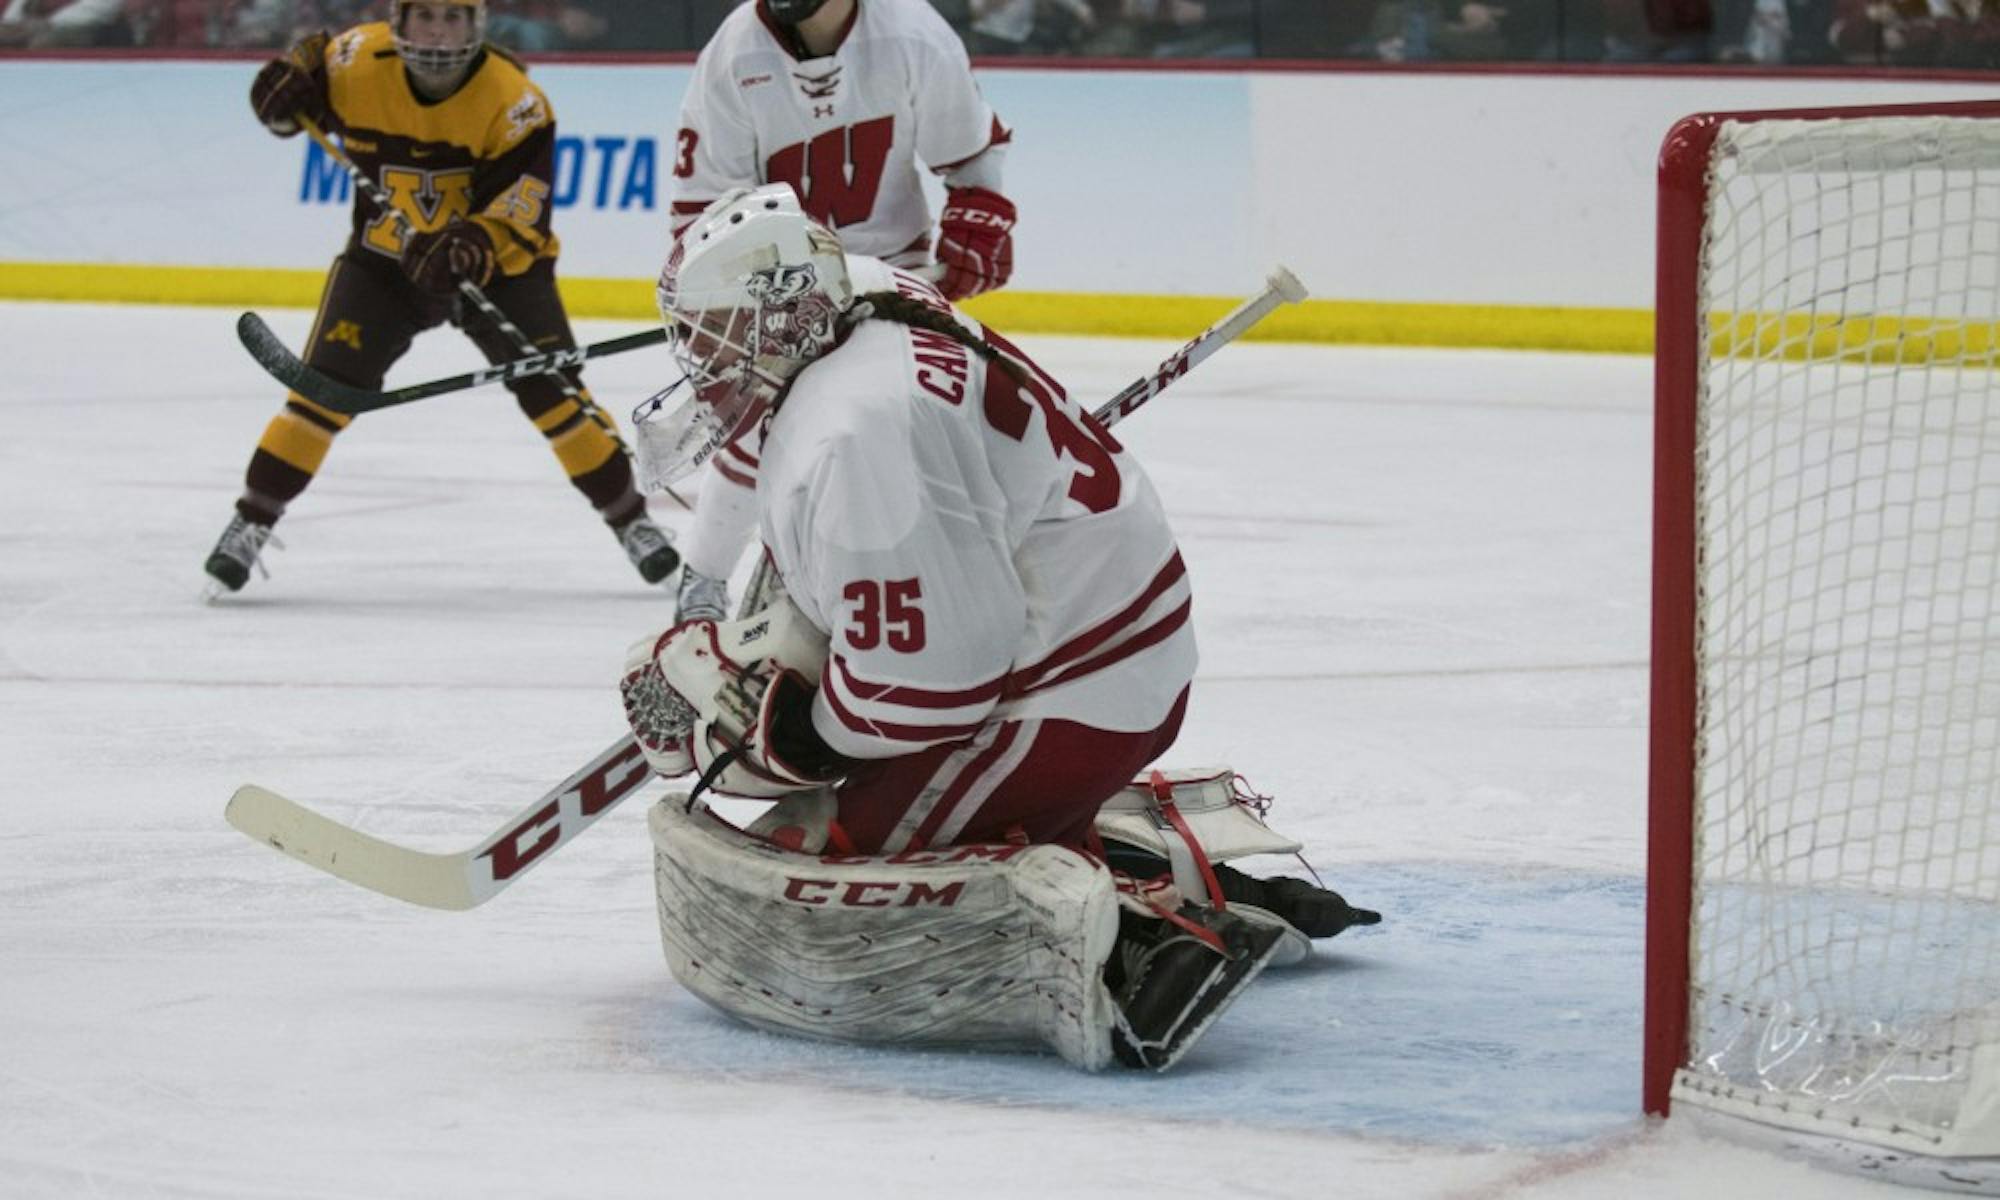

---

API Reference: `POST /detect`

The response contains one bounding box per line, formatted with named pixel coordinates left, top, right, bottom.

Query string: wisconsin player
left=662, top=0, right=1017, bottom=626
left=618, top=188, right=1378, bottom=1070
left=203, top=0, right=681, bottom=596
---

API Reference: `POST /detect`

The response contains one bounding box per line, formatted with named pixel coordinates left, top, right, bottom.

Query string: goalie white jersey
left=668, top=0, right=1006, bottom=263
left=760, top=259, right=1198, bottom=761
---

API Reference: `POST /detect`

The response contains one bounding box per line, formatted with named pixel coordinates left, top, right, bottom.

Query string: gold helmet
left=390, top=0, right=486, bottom=79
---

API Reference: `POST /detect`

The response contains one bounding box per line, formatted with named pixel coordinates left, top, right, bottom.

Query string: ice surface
left=0, top=302, right=1919, bottom=1197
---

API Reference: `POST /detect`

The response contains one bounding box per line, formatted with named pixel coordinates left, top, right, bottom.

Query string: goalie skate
left=1110, top=904, right=1284, bottom=1071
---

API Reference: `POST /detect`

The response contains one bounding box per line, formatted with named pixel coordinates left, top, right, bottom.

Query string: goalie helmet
left=390, top=0, right=486, bottom=85
left=632, top=185, right=854, bottom=491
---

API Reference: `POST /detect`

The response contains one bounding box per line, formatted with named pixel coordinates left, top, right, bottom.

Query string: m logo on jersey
left=765, top=115, right=892, bottom=230
left=324, top=320, right=364, bottom=350
left=363, top=166, right=475, bottom=256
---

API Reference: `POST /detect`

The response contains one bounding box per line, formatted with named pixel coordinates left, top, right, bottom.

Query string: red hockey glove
left=400, top=219, right=496, bottom=295
left=935, top=187, right=1016, bottom=301
left=248, top=56, right=327, bottom=138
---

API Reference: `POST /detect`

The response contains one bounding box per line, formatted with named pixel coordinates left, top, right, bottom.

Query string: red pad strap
left=1151, top=770, right=1227, bottom=912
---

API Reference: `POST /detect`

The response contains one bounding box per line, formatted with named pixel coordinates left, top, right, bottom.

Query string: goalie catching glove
left=620, top=595, right=842, bottom=799
left=934, top=187, right=1016, bottom=300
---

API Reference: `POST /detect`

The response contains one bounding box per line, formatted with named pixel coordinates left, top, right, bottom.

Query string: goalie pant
left=650, top=795, right=1281, bottom=1071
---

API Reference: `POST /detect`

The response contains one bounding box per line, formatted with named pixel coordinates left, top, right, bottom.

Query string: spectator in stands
left=1831, top=0, right=2000, bottom=64
left=485, top=0, right=605, bottom=50
left=1251, top=0, right=1377, bottom=55
left=1128, top=0, right=1256, bottom=56
left=0, top=0, right=130, bottom=45
left=966, top=0, right=1095, bottom=53
left=1353, top=0, right=1561, bottom=59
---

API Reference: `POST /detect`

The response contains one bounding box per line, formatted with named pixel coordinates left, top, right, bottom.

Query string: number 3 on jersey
left=844, top=577, right=926, bottom=652
left=981, top=328, right=1124, bottom=515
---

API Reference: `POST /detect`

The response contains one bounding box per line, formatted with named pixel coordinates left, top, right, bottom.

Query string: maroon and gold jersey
left=300, top=22, right=559, bottom=276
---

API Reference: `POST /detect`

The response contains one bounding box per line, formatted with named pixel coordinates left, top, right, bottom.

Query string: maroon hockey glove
left=935, top=187, right=1016, bottom=301
left=400, top=219, right=497, bottom=295
left=248, top=56, right=327, bottom=138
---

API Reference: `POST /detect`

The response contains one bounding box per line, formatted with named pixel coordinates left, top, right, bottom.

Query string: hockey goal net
left=1647, top=100, right=2000, bottom=1192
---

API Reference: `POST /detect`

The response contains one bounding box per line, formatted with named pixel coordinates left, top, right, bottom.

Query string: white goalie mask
left=632, top=185, right=855, bottom=491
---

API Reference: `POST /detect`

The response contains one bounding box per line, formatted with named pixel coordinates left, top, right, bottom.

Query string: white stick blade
left=226, top=785, right=478, bottom=911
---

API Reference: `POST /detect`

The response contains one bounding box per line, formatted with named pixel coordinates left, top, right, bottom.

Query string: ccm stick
left=233, top=280, right=960, bottom=416
left=224, top=267, right=1310, bottom=909
left=236, top=316, right=667, bottom=417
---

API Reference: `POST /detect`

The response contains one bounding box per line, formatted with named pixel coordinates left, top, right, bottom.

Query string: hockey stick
left=227, top=734, right=652, bottom=911
left=235, top=314, right=667, bottom=416
left=225, top=266, right=1309, bottom=909
left=246, top=119, right=688, bottom=509
left=1092, top=266, right=1308, bottom=426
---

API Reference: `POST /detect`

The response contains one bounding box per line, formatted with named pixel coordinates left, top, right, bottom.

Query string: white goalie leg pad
left=649, top=796, right=1121, bottom=1069
left=1096, top=767, right=1312, bottom=967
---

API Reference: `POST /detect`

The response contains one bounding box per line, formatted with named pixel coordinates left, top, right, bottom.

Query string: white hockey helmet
left=391, top=0, right=486, bottom=85
left=632, top=186, right=854, bottom=491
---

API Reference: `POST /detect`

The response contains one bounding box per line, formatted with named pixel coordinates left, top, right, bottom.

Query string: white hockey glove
left=619, top=596, right=839, bottom=799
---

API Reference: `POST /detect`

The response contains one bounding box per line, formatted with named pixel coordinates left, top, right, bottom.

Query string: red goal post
left=1648, top=98, right=2000, bottom=1192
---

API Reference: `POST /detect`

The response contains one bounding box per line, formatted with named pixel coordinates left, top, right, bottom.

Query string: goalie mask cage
left=1647, top=99, right=2000, bottom=1194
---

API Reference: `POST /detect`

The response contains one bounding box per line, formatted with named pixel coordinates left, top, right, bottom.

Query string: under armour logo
left=814, top=104, right=834, bottom=118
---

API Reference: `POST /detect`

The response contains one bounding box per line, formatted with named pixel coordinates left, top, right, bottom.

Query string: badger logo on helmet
left=632, top=185, right=856, bottom=492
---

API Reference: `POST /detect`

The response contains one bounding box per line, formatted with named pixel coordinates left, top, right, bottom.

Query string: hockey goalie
left=620, top=186, right=1378, bottom=1071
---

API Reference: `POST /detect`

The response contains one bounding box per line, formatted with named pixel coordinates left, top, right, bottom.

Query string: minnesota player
left=619, top=188, right=1376, bottom=1070
left=203, top=0, right=680, bottom=595
left=662, top=0, right=1017, bottom=627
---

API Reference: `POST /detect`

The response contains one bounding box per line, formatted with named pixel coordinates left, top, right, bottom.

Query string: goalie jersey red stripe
left=761, top=258, right=1198, bottom=763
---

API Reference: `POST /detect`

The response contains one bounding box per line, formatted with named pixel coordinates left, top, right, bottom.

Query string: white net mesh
left=1684, top=114, right=2000, bottom=1157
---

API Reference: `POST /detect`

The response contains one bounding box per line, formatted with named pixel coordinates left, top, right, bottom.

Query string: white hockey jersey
left=668, top=0, right=1006, bottom=263
left=759, top=259, right=1198, bottom=761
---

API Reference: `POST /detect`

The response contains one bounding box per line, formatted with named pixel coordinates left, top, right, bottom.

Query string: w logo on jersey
left=765, top=116, right=892, bottom=231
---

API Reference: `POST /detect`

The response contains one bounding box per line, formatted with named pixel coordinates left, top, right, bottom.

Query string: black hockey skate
left=617, top=517, right=682, bottom=584
left=1101, top=843, right=1383, bottom=940
left=204, top=513, right=276, bottom=594
left=1109, top=904, right=1284, bottom=1071
left=1211, top=868, right=1382, bottom=938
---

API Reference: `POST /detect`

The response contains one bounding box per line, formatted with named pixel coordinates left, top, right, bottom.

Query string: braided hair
left=846, top=289, right=1029, bottom=386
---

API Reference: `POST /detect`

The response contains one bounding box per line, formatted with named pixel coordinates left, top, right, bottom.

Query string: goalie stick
left=234, top=265, right=1292, bottom=421
left=226, top=266, right=1311, bottom=910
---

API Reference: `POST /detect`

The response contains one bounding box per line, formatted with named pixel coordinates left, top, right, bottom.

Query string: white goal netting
left=1680, top=114, right=2000, bottom=1177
